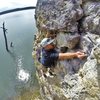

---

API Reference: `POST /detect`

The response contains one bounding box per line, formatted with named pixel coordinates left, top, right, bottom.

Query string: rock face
left=33, top=0, right=100, bottom=100
left=82, top=1, right=100, bottom=35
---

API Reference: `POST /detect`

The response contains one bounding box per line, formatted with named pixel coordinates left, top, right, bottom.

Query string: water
left=0, top=10, right=38, bottom=100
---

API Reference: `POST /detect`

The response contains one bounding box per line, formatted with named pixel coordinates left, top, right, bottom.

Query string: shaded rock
left=60, top=46, right=68, bottom=53
left=57, top=32, right=80, bottom=49
left=59, top=57, right=86, bottom=75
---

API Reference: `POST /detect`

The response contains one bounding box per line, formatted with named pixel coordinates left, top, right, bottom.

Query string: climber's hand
left=76, top=51, right=87, bottom=59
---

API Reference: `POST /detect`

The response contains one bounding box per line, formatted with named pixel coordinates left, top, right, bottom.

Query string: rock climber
left=39, top=37, right=87, bottom=77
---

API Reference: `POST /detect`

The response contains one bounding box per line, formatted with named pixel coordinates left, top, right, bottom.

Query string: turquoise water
left=0, top=10, right=37, bottom=100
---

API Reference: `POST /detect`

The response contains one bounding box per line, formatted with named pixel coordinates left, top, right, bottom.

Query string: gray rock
left=94, top=44, right=100, bottom=63
left=33, top=0, right=100, bottom=100
left=80, top=33, right=94, bottom=56
left=57, top=32, right=80, bottom=49
left=82, top=1, right=100, bottom=35
left=66, top=34, right=80, bottom=49
left=35, top=0, right=83, bottom=32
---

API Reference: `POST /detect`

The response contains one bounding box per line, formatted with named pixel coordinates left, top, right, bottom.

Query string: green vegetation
left=15, top=89, right=41, bottom=100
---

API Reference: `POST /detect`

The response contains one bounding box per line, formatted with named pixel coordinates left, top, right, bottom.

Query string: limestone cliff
left=33, top=0, right=100, bottom=100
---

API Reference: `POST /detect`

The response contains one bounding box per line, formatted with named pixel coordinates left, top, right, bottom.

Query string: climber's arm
left=58, top=51, right=86, bottom=60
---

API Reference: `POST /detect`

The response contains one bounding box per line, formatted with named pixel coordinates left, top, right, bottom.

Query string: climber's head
left=40, top=38, right=55, bottom=50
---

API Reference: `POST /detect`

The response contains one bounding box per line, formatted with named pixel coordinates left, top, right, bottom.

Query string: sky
left=0, top=0, right=37, bottom=11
